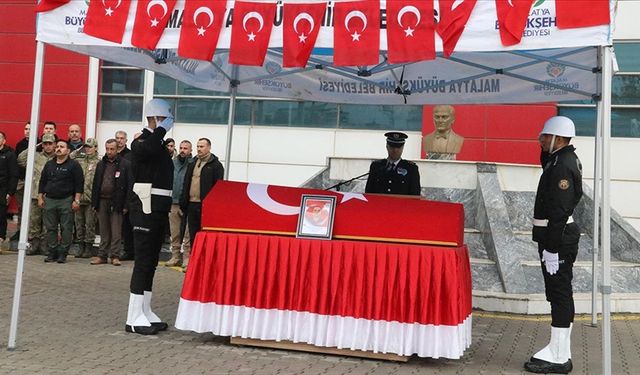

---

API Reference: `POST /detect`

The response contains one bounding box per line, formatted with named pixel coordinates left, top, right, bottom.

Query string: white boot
left=125, top=293, right=157, bottom=335
left=143, top=291, right=168, bottom=331
left=525, top=324, right=573, bottom=373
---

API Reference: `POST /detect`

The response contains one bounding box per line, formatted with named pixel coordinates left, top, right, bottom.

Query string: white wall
left=614, top=0, right=640, bottom=40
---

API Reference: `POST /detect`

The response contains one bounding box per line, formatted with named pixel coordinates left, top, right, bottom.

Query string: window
left=558, top=42, right=640, bottom=138
left=99, top=62, right=144, bottom=121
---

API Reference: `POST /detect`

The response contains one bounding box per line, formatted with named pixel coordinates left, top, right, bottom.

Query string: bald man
left=423, top=105, right=465, bottom=159
left=68, top=124, right=84, bottom=151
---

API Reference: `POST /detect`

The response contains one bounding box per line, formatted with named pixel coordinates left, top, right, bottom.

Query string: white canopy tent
left=12, top=0, right=616, bottom=372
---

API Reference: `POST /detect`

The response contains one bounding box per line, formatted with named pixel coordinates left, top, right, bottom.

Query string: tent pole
left=591, top=73, right=604, bottom=327
left=8, top=40, right=45, bottom=350
left=224, top=66, right=239, bottom=180
left=599, top=45, right=613, bottom=375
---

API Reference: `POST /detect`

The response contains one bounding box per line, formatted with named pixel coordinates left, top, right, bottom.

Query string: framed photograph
left=296, top=195, right=337, bottom=240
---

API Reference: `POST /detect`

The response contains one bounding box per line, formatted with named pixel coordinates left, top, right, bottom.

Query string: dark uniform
left=532, top=145, right=583, bottom=328
left=364, top=159, right=421, bottom=195
left=129, top=127, right=174, bottom=295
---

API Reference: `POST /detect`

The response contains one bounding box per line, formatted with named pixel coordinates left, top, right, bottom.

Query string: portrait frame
left=296, top=195, right=337, bottom=240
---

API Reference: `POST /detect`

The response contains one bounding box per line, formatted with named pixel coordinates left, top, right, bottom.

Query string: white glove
left=542, top=250, right=559, bottom=275
left=157, top=116, right=174, bottom=132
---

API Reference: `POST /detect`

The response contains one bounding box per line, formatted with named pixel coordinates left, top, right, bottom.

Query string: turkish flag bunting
left=131, top=0, right=178, bottom=50
left=282, top=2, right=327, bottom=68
left=436, top=0, right=477, bottom=57
left=555, top=0, right=610, bottom=29
left=83, top=0, right=132, bottom=44
left=228, top=1, right=277, bottom=66
left=178, top=0, right=226, bottom=61
left=495, top=0, right=534, bottom=46
left=386, top=0, right=435, bottom=64
left=333, top=0, right=380, bottom=67
left=35, top=0, right=70, bottom=12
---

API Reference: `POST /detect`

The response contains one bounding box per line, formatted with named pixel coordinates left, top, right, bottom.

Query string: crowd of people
left=0, top=115, right=223, bottom=271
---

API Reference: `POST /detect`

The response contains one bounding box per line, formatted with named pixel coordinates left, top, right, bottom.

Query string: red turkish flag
left=83, top=0, right=132, bottom=44
left=178, top=0, right=226, bottom=61
left=228, top=1, right=277, bottom=66
left=436, top=0, right=477, bottom=57
left=35, top=0, right=70, bottom=12
left=282, top=2, right=327, bottom=68
left=386, top=0, right=435, bottom=64
left=333, top=0, right=380, bottom=67
left=556, top=0, right=610, bottom=29
left=131, top=0, right=178, bottom=50
left=495, top=0, right=534, bottom=46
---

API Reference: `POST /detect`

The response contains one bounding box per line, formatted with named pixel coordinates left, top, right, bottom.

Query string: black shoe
left=524, top=358, right=573, bottom=374
left=57, top=254, right=67, bottom=264
left=44, top=255, right=56, bottom=263
left=125, top=324, right=159, bottom=335
left=151, top=322, right=168, bottom=331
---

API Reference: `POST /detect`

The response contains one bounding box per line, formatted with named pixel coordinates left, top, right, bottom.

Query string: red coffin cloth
left=201, top=181, right=464, bottom=247
left=181, top=232, right=473, bottom=327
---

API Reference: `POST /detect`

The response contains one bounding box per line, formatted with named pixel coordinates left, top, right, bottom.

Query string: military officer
left=71, top=138, right=100, bottom=258
left=365, top=132, right=421, bottom=196
left=18, top=133, right=56, bottom=255
left=524, top=116, right=583, bottom=374
left=125, top=99, right=174, bottom=335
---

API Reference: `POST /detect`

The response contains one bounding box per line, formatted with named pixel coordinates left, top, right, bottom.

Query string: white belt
left=150, top=188, right=172, bottom=197
left=533, top=216, right=574, bottom=227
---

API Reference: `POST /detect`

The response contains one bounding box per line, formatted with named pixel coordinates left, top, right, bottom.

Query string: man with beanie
left=524, top=116, right=583, bottom=374
left=125, top=98, right=174, bottom=335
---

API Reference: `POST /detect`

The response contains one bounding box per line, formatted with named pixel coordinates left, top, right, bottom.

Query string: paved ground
left=2, top=239, right=640, bottom=373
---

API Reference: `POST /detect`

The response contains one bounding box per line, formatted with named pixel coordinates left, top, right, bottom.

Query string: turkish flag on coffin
left=555, top=0, right=610, bottom=29
left=35, top=0, right=69, bottom=12
left=201, top=181, right=465, bottom=247
left=386, top=0, right=436, bottom=64
left=333, top=0, right=380, bottom=67
left=131, top=0, right=178, bottom=50
left=495, top=0, right=534, bottom=46
left=178, top=0, right=227, bottom=61
left=282, top=2, right=327, bottom=68
left=436, top=0, right=478, bottom=57
left=228, top=1, right=277, bottom=66
left=83, top=0, right=133, bottom=44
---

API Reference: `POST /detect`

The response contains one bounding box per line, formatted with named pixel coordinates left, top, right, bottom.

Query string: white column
left=85, top=57, right=100, bottom=139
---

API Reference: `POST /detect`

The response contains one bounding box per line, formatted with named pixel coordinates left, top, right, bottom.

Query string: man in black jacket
left=115, top=130, right=135, bottom=260
left=180, top=138, right=224, bottom=249
left=125, top=99, right=174, bottom=335
left=0, top=131, right=19, bottom=252
left=365, top=132, right=421, bottom=196
left=524, top=116, right=583, bottom=374
left=91, top=139, right=133, bottom=266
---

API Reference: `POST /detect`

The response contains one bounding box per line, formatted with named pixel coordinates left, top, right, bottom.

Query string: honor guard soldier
left=365, top=132, right=421, bottom=196
left=524, top=116, right=583, bottom=374
left=125, top=99, right=175, bottom=335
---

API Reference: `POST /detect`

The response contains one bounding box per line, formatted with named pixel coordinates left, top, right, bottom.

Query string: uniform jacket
left=180, top=154, right=224, bottom=211
left=0, top=146, right=19, bottom=205
left=172, top=155, right=193, bottom=204
left=71, top=151, right=100, bottom=204
left=18, top=149, right=54, bottom=199
left=532, top=145, right=583, bottom=253
left=365, top=158, right=421, bottom=196
left=130, top=127, right=174, bottom=213
left=91, top=155, right=133, bottom=213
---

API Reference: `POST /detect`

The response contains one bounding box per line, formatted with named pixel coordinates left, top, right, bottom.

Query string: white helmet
left=144, top=98, right=173, bottom=119
left=540, top=116, right=575, bottom=137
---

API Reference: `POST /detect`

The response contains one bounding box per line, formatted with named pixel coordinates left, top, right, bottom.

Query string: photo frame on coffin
left=296, top=195, right=337, bottom=240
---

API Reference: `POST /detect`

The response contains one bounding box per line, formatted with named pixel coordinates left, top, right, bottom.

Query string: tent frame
left=9, top=39, right=615, bottom=375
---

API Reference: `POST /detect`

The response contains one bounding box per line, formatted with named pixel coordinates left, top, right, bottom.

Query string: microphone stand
left=325, top=172, right=369, bottom=192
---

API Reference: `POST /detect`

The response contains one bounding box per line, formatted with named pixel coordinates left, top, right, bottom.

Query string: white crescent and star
left=397, top=5, right=421, bottom=37
left=102, top=0, right=121, bottom=16
left=193, top=6, right=214, bottom=36
left=147, top=0, right=168, bottom=28
left=293, top=12, right=315, bottom=44
left=246, top=184, right=367, bottom=216
left=345, top=10, right=367, bottom=42
left=243, top=11, right=264, bottom=42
